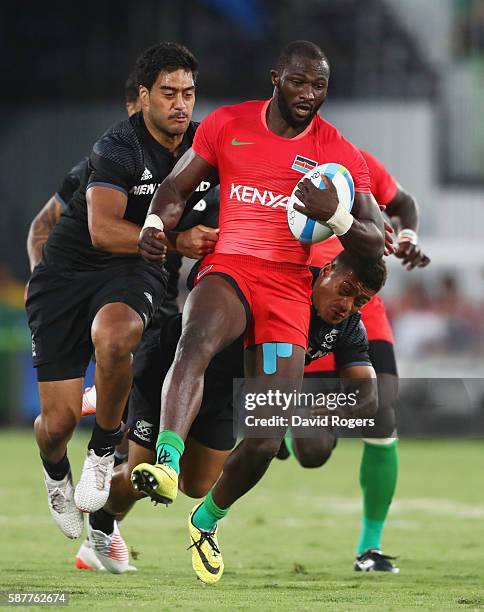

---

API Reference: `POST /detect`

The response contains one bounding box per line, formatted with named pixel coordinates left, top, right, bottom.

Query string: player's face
left=312, top=265, right=375, bottom=325
left=140, top=69, right=195, bottom=136
left=272, top=55, right=329, bottom=128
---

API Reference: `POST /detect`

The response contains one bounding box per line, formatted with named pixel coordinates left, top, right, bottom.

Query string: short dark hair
left=135, top=42, right=199, bottom=91
left=333, top=251, right=387, bottom=293
left=124, top=71, right=139, bottom=103
left=276, top=40, right=329, bottom=73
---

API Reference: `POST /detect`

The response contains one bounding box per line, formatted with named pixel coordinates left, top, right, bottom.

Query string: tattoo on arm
left=27, top=196, right=62, bottom=271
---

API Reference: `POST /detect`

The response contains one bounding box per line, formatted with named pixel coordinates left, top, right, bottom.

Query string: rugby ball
left=287, top=163, right=355, bottom=244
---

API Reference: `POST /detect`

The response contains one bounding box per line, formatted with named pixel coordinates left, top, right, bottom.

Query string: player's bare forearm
left=148, top=149, right=214, bottom=231
left=385, top=187, right=419, bottom=232
left=87, top=185, right=140, bottom=254
left=340, top=364, right=378, bottom=418
left=90, top=217, right=142, bottom=254
left=338, top=193, right=385, bottom=259
left=27, top=195, right=62, bottom=271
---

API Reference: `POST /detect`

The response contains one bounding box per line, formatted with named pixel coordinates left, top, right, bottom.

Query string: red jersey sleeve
left=192, top=108, right=222, bottom=167
left=360, top=149, right=398, bottom=205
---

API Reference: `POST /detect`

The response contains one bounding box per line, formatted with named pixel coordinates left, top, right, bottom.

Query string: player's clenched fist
left=138, top=227, right=167, bottom=263
left=293, top=175, right=339, bottom=222
left=395, top=241, right=430, bottom=271
left=176, top=225, right=219, bottom=259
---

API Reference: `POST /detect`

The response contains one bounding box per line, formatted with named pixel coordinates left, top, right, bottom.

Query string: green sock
left=156, top=430, right=185, bottom=474
left=192, top=490, right=230, bottom=532
left=357, top=439, right=398, bottom=555
left=284, top=433, right=295, bottom=457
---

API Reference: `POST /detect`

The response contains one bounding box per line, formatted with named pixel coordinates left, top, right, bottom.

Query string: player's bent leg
left=132, top=276, right=246, bottom=506
left=179, top=437, right=231, bottom=499
left=76, top=302, right=144, bottom=514
left=187, top=344, right=305, bottom=584
left=36, top=379, right=84, bottom=539
left=290, top=431, right=337, bottom=468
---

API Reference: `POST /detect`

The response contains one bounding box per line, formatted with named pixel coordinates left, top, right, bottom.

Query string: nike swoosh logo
left=231, top=138, right=254, bottom=146
left=191, top=537, right=220, bottom=575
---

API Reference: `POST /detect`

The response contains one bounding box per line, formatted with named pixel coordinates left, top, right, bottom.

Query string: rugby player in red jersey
left=289, top=148, right=430, bottom=573
left=132, top=40, right=385, bottom=583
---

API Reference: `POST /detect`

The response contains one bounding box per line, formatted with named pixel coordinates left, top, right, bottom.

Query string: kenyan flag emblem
left=292, top=155, right=318, bottom=174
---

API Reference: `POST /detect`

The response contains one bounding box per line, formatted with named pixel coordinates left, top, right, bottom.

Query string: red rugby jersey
left=193, top=100, right=370, bottom=264
left=310, top=148, right=397, bottom=267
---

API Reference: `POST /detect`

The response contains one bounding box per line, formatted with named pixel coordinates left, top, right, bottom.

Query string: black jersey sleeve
left=333, top=315, right=372, bottom=370
left=88, top=121, right=143, bottom=195
left=55, top=157, right=89, bottom=208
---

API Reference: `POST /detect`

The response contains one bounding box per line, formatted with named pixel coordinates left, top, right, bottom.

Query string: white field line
left=1, top=497, right=483, bottom=528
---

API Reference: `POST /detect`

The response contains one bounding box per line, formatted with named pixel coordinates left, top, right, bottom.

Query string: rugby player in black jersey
left=25, top=43, right=220, bottom=554
left=85, top=251, right=385, bottom=576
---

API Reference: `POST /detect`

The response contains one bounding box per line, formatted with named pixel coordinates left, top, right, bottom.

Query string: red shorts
left=194, top=253, right=312, bottom=349
left=304, top=294, right=394, bottom=373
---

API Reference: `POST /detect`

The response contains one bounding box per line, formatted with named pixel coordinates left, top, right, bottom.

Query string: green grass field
left=1, top=430, right=483, bottom=610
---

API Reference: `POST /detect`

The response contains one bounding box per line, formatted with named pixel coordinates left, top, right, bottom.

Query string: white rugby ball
left=287, top=163, right=355, bottom=244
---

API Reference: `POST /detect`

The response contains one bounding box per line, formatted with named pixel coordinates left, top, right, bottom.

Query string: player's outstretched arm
left=27, top=195, right=63, bottom=272
left=139, top=149, right=214, bottom=262
left=385, top=186, right=431, bottom=270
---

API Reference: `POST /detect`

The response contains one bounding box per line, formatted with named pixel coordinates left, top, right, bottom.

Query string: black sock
left=41, top=453, right=70, bottom=481
left=89, top=508, right=116, bottom=535
left=88, top=420, right=123, bottom=456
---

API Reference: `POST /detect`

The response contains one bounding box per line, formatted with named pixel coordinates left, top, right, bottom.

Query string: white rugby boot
left=75, top=450, right=114, bottom=513
left=43, top=469, right=84, bottom=539
left=88, top=521, right=137, bottom=574
left=75, top=539, right=106, bottom=570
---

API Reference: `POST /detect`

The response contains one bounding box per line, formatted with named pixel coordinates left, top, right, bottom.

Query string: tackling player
left=299, top=148, right=430, bottom=573
left=25, top=43, right=218, bottom=543
left=84, top=251, right=386, bottom=574
left=132, top=40, right=384, bottom=583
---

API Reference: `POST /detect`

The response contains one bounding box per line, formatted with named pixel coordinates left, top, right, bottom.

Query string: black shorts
left=127, top=314, right=242, bottom=452
left=26, top=261, right=167, bottom=382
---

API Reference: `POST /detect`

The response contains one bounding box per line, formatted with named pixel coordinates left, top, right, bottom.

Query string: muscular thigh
left=179, top=275, right=247, bottom=355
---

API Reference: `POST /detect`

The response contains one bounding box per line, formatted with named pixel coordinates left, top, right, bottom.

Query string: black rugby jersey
left=44, top=112, right=218, bottom=272
left=54, top=157, right=89, bottom=208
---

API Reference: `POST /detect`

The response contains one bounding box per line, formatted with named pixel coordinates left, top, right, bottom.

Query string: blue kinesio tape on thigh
left=262, top=343, right=277, bottom=375
left=276, top=343, right=293, bottom=358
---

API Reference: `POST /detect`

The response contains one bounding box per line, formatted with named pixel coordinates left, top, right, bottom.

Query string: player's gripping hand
left=383, top=219, right=396, bottom=256
left=396, top=241, right=431, bottom=271
left=176, top=225, right=219, bottom=259
left=293, top=176, right=339, bottom=222
left=138, top=227, right=168, bottom=263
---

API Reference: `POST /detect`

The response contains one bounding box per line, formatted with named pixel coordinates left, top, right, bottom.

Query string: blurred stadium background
left=1, top=0, right=484, bottom=430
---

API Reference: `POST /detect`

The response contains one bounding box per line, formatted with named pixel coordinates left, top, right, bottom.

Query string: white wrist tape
left=142, top=214, right=164, bottom=232
left=397, top=228, right=418, bottom=245
left=326, top=204, right=354, bottom=236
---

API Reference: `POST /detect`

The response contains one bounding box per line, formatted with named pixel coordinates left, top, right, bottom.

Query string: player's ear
left=139, top=85, right=150, bottom=109
left=270, top=69, right=280, bottom=87
left=319, top=263, right=332, bottom=279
